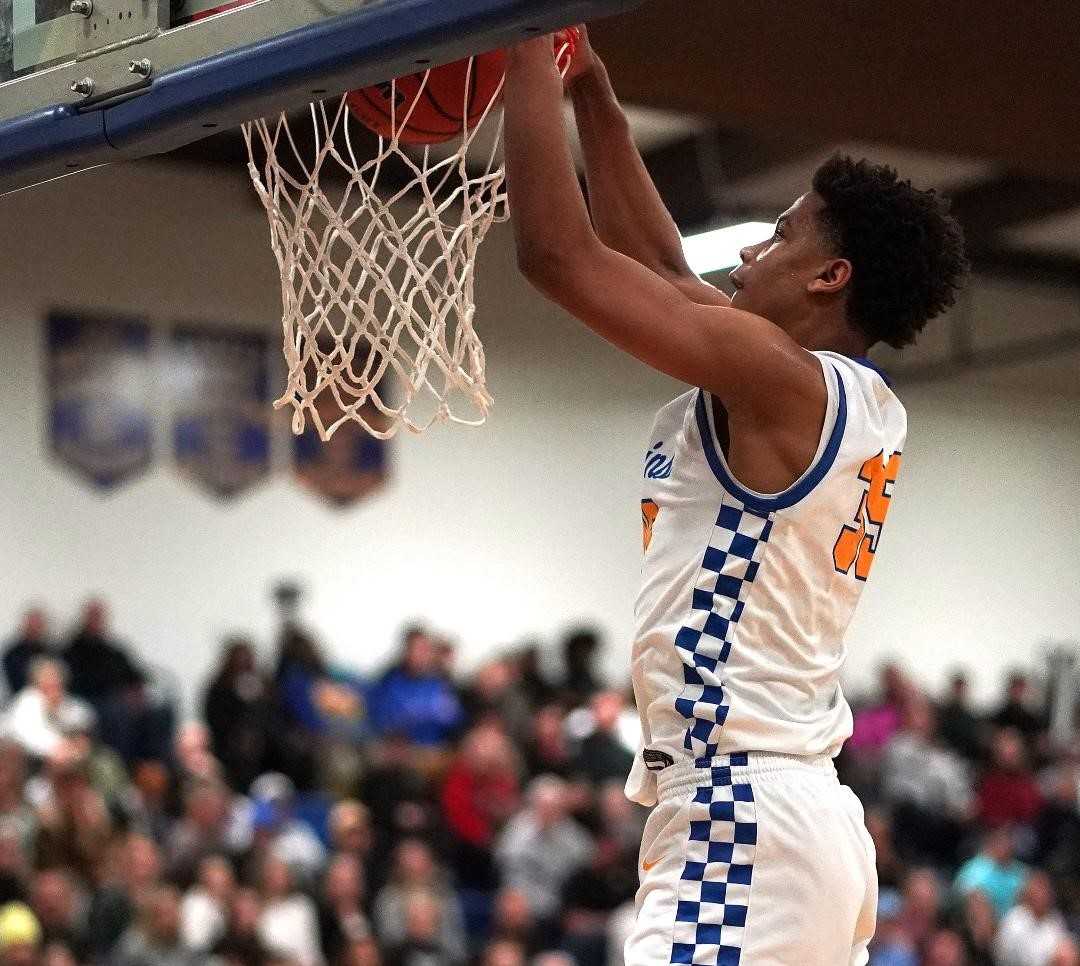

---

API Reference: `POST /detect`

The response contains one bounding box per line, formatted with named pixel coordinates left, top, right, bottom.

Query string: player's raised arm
left=565, top=28, right=729, bottom=307
left=503, top=38, right=826, bottom=424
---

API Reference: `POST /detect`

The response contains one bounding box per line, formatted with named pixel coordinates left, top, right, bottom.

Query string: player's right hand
left=561, top=24, right=599, bottom=87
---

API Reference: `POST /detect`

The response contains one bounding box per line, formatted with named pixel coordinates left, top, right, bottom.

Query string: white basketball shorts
left=624, top=752, right=877, bottom=966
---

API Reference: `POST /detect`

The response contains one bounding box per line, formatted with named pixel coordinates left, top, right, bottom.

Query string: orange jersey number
left=833, top=451, right=902, bottom=581
left=641, top=499, right=659, bottom=553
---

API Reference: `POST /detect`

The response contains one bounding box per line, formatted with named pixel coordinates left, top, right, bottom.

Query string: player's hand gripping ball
left=347, top=28, right=579, bottom=145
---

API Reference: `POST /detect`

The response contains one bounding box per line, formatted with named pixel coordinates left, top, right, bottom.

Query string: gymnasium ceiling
left=170, top=0, right=1080, bottom=383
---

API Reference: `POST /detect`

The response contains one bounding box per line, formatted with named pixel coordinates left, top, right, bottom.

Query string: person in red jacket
left=977, top=727, right=1043, bottom=830
left=440, top=723, right=521, bottom=892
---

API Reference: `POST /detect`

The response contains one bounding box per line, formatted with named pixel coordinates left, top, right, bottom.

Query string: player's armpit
left=519, top=237, right=824, bottom=422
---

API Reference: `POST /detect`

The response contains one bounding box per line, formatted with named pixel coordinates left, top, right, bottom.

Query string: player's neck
left=785, top=310, right=870, bottom=357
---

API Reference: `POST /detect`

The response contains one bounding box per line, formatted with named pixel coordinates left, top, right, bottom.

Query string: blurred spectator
left=62, top=600, right=175, bottom=765
left=514, top=644, right=555, bottom=710
left=2, top=612, right=50, bottom=699
left=165, top=779, right=243, bottom=887
left=991, top=672, right=1047, bottom=749
left=83, top=833, right=163, bottom=959
left=937, top=671, right=984, bottom=762
left=476, top=937, right=525, bottom=966
left=203, top=638, right=274, bottom=792
left=995, top=871, right=1071, bottom=966
left=0, top=901, right=41, bottom=966
left=487, top=888, right=541, bottom=957
left=328, top=800, right=374, bottom=868
left=130, top=760, right=175, bottom=843
left=317, top=853, right=370, bottom=965
left=340, top=937, right=383, bottom=966
left=558, top=628, right=604, bottom=709
left=495, top=776, right=593, bottom=923
left=32, top=758, right=113, bottom=883
left=441, top=723, right=520, bottom=891
left=573, top=692, right=634, bottom=786
left=368, top=628, right=464, bottom=748
left=560, top=832, right=638, bottom=966
left=372, top=839, right=466, bottom=963
left=593, top=781, right=646, bottom=857
left=955, top=888, right=996, bottom=966
left=900, top=869, right=943, bottom=954
left=179, top=854, right=235, bottom=953
left=977, top=728, right=1043, bottom=833
left=382, top=889, right=461, bottom=966
left=0, top=827, right=30, bottom=907
left=881, top=696, right=972, bottom=866
left=866, top=807, right=906, bottom=891
left=923, top=928, right=967, bottom=966
left=115, top=883, right=203, bottom=966
left=0, top=743, right=36, bottom=862
left=210, top=886, right=270, bottom=965
left=175, top=722, right=223, bottom=786
left=871, top=887, right=920, bottom=966
left=849, top=663, right=910, bottom=759
left=1036, top=752, right=1080, bottom=916
left=257, top=854, right=324, bottom=966
left=357, top=737, right=436, bottom=879
left=61, top=600, right=143, bottom=706
left=1051, top=940, right=1080, bottom=966
left=0, top=660, right=94, bottom=762
left=41, top=941, right=77, bottom=966
left=462, top=658, right=532, bottom=740
left=28, top=868, right=87, bottom=960
left=522, top=705, right=574, bottom=780
left=954, top=827, right=1030, bottom=918
left=247, top=772, right=327, bottom=886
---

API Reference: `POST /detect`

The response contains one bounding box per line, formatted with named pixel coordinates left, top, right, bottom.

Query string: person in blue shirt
left=954, top=826, right=1030, bottom=918
left=368, top=626, right=464, bottom=748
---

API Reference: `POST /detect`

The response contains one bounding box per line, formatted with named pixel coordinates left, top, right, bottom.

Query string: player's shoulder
left=815, top=351, right=907, bottom=444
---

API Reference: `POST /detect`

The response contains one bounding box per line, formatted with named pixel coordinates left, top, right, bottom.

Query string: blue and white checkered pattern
left=673, top=500, right=774, bottom=762
left=671, top=755, right=758, bottom=966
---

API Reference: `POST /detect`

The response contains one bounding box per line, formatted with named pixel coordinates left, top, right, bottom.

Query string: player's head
left=729, top=155, right=968, bottom=352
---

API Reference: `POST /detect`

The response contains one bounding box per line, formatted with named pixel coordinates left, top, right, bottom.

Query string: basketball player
left=502, top=29, right=967, bottom=966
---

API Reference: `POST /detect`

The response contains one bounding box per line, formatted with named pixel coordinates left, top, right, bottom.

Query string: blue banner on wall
left=293, top=393, right=390, bottom=507
left=171, top=326, right=271, bottom=499
left=46, top=310, right=154, bottom=489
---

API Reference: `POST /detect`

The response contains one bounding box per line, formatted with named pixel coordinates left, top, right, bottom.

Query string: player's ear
left=807, top=258, right=852, bottom=296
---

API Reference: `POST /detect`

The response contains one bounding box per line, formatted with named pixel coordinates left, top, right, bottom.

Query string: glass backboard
left=0, top=0, right=639, bottom=194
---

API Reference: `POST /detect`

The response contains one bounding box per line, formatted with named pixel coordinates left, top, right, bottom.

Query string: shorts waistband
left=655, top=751, right=837, bottom=801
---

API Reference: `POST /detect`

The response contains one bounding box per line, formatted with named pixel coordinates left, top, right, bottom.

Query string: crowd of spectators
left=842, top=664, right=1080, bottom=966
left=0, top=594, right=1078, bottom=966
left=0, top=597, right=638, bottom=966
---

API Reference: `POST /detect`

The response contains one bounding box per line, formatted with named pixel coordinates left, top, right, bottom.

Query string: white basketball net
left=242, top=59, right=508, bottom=441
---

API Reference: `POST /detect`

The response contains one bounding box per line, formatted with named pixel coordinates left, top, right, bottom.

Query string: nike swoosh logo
left=642, top=858, right=661, bottom=872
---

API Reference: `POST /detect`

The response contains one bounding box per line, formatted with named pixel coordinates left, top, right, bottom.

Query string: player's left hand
left=560, top=25, right=595, bottom=86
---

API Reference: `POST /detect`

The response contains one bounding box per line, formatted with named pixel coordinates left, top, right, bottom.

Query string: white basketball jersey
left=626, top=352, right=907, bottom=807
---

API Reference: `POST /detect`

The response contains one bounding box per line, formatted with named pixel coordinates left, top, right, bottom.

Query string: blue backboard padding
left=0, top=0, right=639, bottom=193
left=0, top=102, right=110, bottom=172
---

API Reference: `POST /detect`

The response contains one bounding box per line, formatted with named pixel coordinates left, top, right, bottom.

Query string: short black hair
left=812, top=155, right=968, bottom=349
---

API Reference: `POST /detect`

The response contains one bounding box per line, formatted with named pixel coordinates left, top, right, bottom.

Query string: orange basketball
left=346, top=29, right=579, bottom=145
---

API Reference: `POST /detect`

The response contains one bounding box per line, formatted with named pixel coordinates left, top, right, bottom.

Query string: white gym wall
left=0, top=162, right=1077, bottom=708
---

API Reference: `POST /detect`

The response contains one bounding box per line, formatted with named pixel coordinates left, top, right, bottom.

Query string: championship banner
left=46, top=311, right=154, bottom=489
left=171, top=326, right=271, bottom=498
left=293, top=393, right=390, bottom=507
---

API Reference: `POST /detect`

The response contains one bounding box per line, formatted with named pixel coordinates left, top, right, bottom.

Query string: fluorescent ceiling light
left=682, top=222, right=774, bottom=276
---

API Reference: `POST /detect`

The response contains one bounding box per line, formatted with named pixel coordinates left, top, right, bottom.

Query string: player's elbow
left=516, top=234, right=594, bottom=293
left=516, top=244, right=566, bottom=287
